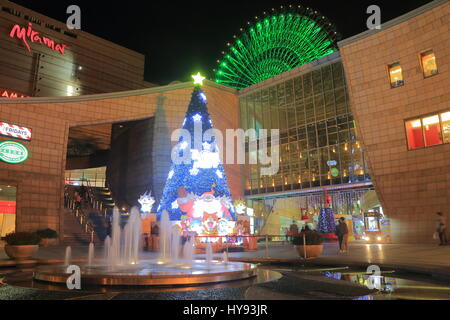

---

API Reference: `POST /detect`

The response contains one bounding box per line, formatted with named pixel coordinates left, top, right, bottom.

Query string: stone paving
left=1, top=242, right=450, bottom=300
left=1, top=242, right=449, bottom=275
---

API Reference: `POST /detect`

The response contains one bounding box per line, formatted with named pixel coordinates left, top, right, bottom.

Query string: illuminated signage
left=0, top=89, right=26, bottom=98
left=327, top=160, right=337, bottom=166
left=0, top=141, right=29, bottom=164
left=331, top=168, right=340, bottom=177
left=0, top=122, right=32, bottom=141
left=10, top=23, right=68, bottom=55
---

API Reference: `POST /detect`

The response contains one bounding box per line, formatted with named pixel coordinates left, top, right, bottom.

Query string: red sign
left=0, top=201, right=16, bottom=214
left=0, top=89, right=26, bottom=98
left=0, top=122, right=32, bottom=141
left=10, top=23, right=68, bottom=55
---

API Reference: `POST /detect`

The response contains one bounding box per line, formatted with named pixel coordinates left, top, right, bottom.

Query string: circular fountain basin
left=33, top=259, right=257, bottom=286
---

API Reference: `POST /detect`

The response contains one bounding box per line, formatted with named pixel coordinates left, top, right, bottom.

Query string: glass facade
left=239, top=61, right=370, bottom=196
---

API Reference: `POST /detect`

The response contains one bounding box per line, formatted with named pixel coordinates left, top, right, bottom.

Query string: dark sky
left=10, top=0, right=434, bottom=85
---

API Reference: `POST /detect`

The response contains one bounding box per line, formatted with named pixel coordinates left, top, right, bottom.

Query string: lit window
left=405, top=119, right=424, bottom=150
left=440, top=112, right=450, bottom=143
left=388, top=62, right=404, bottom=88
left=66, top=85, right=74, bottom=96
left=422, top=115, right=442, bottom=147
left=420, top=50, right=438, bottom=78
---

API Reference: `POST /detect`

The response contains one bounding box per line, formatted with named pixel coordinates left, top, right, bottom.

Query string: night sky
left=10, top=0, right=434, bottom=85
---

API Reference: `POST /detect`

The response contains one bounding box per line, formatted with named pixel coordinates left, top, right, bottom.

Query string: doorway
left=0, top=184, right=16, bottom=236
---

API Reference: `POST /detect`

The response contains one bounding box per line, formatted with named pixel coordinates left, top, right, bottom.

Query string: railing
left=66, top=179, right=110, bottom=218
left=65, top=191, right=97, bottom=237
left=146, top=233, right=311, bottom=259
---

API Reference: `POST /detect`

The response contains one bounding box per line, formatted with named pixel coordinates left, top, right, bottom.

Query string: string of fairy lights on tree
left=214, top=5, right=341, bottom=90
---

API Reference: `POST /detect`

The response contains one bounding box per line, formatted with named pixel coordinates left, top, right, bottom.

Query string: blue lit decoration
left=157, top=78, right=236, bottom=222
left=317, top=207, right=336, bottom=234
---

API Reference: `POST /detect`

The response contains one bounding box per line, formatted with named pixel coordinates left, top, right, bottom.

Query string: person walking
left=336, top=217, right=349, bottom=253
left=289, top=221, right=299, bottom=242
left=436, top=212, right=447, bottom=246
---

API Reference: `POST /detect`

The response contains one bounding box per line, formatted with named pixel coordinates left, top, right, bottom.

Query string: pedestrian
left=436, top=212, right=447, bottom=246
left=289, top=221, right=299, bottom=242
left=283, top=227, right=289, bottom=244
left=335, top=217, right=349, bottom=253
left=74, top=191, right=82, bottom=210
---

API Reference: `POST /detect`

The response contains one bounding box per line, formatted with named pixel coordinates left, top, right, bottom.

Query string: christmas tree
left=317, top=207, right=336, bottom=234
left=157, top=73, right=236, bottom=224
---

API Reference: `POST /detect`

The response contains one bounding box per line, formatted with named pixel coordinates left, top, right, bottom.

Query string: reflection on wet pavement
left=320, top=270, right=450, bottom=300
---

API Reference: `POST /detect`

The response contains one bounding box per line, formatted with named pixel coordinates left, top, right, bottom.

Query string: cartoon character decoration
left=138, top=191, right=155, bottom=214
left=217, top=218, right=233, bottom=236
left=176, top=185, right=234, bottom=238
left=202, top=213, right=219, bottom=234
left=234, top=200, right=247, bottom=215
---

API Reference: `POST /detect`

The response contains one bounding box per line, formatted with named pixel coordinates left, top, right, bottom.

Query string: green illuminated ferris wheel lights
left=214, top=7, right=340, bottom=90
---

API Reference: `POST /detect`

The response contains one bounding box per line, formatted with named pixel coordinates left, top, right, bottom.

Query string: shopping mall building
left=0, top=0, right=448, bottom=243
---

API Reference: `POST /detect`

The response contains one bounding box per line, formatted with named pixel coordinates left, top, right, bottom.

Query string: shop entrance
left=0, top=184, right=16, bottom=237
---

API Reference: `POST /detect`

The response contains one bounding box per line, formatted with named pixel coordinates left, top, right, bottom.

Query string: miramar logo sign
left=9, top=23, right=68, bottom=55
left=0, top=141, right=29, bottom=164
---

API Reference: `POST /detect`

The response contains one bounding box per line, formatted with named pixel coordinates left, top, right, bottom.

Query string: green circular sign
left=331, top=168, right=339, bottom=177
left=0, top=141, right=29, bottom=164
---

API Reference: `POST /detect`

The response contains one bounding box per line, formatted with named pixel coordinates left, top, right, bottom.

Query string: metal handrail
left=65, top=191, right=96, bottom=237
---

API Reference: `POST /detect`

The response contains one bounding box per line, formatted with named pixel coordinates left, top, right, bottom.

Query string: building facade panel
left=339, top=0, right=450, bottom=243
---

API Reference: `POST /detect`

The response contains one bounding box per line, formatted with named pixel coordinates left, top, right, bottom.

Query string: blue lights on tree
left=317, top=208, right=336, bottom=234
left=157, top=83, right=236, bottom=221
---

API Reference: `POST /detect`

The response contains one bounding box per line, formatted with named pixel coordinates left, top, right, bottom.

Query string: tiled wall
left=0, top=82, right=243, bottom=240
left=340, top=1, right=450, bottom=243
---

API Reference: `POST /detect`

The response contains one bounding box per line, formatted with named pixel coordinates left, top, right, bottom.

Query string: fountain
left=205, top=242, right=213, bottom=269
left=64, top=246, right=71, bottom=266
left=33, top=206, right=257, bottom=287
left=223, top=250, right=229, bottom=265
left=87, top=243, right=94, bottom=267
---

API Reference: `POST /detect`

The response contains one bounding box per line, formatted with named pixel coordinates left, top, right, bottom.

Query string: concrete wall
left=339, top=0, right=450, bottom=243
left=0, top=81, right=243, bottom=240
left=107, top=118, right=155, bottom=208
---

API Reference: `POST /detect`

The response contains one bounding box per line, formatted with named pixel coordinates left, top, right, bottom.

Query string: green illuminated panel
left=215, top=9, right=340, bottom=90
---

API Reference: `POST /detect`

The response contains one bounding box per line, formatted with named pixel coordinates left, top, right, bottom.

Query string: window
left=405, top=119, right=425, bottom=150
left=422, top=115, right=442, bottom=146
left=420, top=50, right=438, bottom=78
left=440, top=111, right=450, bottom=143
left=404, top=111, right=450, bottom=150
left=388, top=62, right=404, bottom=88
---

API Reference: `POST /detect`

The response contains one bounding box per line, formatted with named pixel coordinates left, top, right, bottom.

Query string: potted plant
left=36, top=228, right=58, bottom=246
left=293, top=230, right=325, bottom=259
left=3, top=232, right=41, bottom=260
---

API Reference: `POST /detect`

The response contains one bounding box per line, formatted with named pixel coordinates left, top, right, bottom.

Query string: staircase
left=63, top=183, right=115, bottom=246
left=63, top=209, right=100, bottom=246
left=93, top=186, right=115, bottom=215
